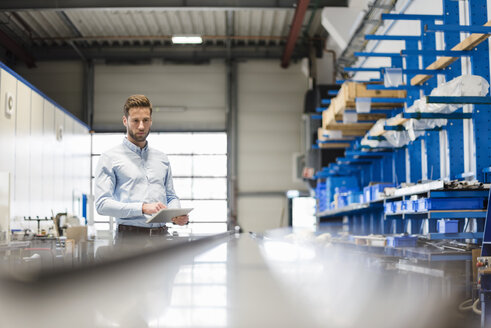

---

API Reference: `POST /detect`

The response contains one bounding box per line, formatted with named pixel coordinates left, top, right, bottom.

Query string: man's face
left=123, top=107, right=152, bottom=144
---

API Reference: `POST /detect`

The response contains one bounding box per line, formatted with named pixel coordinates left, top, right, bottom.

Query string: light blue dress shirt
left=95, top=137, right=181, bottom=227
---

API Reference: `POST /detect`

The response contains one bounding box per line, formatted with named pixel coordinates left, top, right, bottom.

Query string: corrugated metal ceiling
left=4, top=8, right=322, bottom=47
left=0, top=0, right=351, bottom=65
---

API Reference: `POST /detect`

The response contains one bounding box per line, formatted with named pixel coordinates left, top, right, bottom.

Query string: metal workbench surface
left=0, top=229, right=478, bottom=328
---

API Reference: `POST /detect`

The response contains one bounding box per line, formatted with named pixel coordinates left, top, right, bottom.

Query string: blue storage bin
left=415, top=198, right=427, bottom=212
left=384, top=202, right=396, bottom=214
left=394, top=200, right=404, bottom=213
left=326, top=176, right=359, bottom=206
left=316, top=182, right=328, bottom=212
left=348, top=191, right=363, bottom=205
left=417, top=197, right=485, bottom=211
left=438, top=219, right=459, bottom=233
left=387, top=235, right=418, bottom=247
left=370, top=183, right=395, bottom=201
left=338, top=192, right=349, bottom=208
left=403, top=200, right=415, bottom=213
left=363, top=186, right=371, bottom=203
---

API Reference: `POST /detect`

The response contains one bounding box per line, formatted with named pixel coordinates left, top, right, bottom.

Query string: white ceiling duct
left=321, top=0, right=367, bottom=50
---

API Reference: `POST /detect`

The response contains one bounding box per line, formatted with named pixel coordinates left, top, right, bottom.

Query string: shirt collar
left=123, top=137, right=148, bottom=155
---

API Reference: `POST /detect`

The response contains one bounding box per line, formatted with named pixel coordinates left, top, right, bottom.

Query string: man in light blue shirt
left=95, top=94, right=188, bottom=235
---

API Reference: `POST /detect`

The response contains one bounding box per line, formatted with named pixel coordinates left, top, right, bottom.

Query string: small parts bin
left=316, top=182, right=328, bottom=212
left=348, top=191, right=364, bottom=205
left=363, top=186, right=371, bottom=203
left=386, top=235, right=418, bottom=247
left=384, top=202, right=396, bottom=214
left=416, top=197, right=486, bottom=212
left=437, top=219, right=459, bottom=233
left=385, top=197, right=486, bottom=214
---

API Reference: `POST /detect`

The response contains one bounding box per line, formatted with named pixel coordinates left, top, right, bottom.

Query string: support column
left=226, top=10, right=238, bottom=231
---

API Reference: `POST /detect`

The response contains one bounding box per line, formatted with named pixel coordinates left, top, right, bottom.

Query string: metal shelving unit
left=311, top=2, right=491, bottom=325
left=314, top=0, right=491, bottom=242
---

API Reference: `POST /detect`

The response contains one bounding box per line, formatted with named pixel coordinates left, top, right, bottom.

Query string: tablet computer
left=145, top=208, right=193, bottom=224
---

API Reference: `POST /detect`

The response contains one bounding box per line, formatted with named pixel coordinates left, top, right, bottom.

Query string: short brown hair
left=123, top=94, right=152, bottom=117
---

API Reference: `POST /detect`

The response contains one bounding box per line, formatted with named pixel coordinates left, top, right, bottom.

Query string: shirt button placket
left=142, top=157, right=149, bottom=182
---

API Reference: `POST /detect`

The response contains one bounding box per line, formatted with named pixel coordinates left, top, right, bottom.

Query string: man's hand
left=142, top=202, right=167, bottom=214
left=171, top=215, right=189, bottom=226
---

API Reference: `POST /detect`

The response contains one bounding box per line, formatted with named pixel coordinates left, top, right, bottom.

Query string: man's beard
left=128, top=128, right=150, bottom=142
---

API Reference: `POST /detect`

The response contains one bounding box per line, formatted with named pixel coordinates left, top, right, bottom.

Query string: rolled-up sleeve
left=94, top=154, right=143, bottom=218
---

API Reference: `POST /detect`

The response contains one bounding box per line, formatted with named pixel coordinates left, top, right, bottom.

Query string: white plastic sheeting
left=406, top=75, right=489, bottom=114
left=361, top=75, right=489, bottom=148
left=403, top=118, right=445, bottom=141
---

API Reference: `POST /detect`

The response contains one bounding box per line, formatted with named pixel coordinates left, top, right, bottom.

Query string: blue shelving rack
left=315, top=0, right=491, bottom=244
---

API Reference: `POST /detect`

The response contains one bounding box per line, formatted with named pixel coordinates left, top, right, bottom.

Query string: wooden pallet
left=332, top=82, right=406, bottom=113
left=334, top=112, right=387, bottom=122
left=322, top=107, right=386, bottom=129
left=342, top=82, right=406, bottom=101
left=342, top=129, right=370, bottom=137
left=320, top=81, right=407, bottom=146
left=325, top=123, right=374, bottom=131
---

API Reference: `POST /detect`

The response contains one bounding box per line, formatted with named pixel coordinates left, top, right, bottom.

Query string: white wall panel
left=42, top=101, right=55, bottom=218
left=14, top=82, right=31, bottom=218
left=30, top=92, right=44, bottom=217
left=237, top=60, right=308, bottom=232
left=1, top=64, right=91, bottom=228
left=53, top=109, right=65, bottom=213
left=0, top=70, right=17, bottom=182
left=0, top=172, right=10, bottom=242
left=93, top=61, right=226, bottom=131
left=0, top=68, right=16, bottom=237
left=238, top=61, right=307, bottom=192
left=63, top=115, right=74, bottom=212
left=71, top=122, right=91, bottom=220
left=75, top=123, right=91, bottom=196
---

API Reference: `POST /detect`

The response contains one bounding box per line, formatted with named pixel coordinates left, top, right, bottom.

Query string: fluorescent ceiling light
left=171, top=35, right=203, bottom=44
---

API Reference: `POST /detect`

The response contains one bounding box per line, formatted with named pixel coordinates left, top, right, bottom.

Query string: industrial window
left=156, top=243, right=228, bottom=326
left=91, top=132, right=228, bottom=235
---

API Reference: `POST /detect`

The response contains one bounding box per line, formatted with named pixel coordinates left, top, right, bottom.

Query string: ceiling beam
left=0, top=28, right=36, bottom=67
left=28, top=45, right=310, bottom=62
left=281, top=0, right=310, bottom=68
left=0, top=0, right=347, bottom=10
